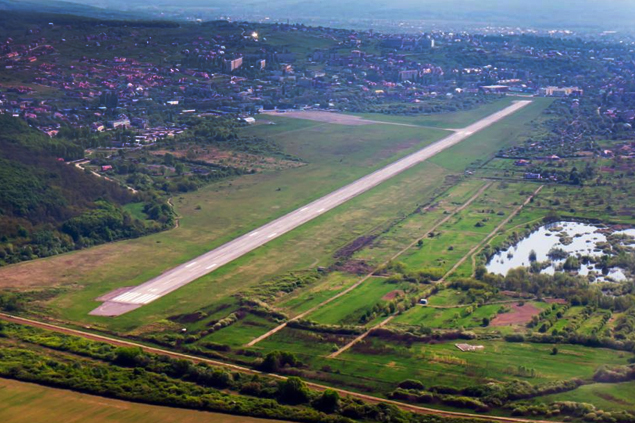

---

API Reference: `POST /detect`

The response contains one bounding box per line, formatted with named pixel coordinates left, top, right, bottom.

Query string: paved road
left=91, top=100, right=532, bottom=316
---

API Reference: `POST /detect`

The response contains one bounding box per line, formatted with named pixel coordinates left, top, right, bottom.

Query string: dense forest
left=0, top=115, right=172, bottom=265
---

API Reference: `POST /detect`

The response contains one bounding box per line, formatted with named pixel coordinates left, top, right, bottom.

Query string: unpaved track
left=0, top=313, right=560, bottom=423
left=439, top=184, right=544, bottom=282
left=246, top=182, right=493, bottom=347
left=326, top=185, right=542, bottom=358
left=92, top=101, right=531, bottom=316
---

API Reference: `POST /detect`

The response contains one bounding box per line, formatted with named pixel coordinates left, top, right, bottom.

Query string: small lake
left=486, top=221, right=634, bottom=282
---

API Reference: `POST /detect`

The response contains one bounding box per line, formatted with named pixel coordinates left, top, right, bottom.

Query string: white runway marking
left=91, top=101, right=532, bottom=315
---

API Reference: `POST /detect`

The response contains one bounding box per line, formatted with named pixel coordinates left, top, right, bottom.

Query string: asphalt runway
left=90, top=100, right=532, bottom=316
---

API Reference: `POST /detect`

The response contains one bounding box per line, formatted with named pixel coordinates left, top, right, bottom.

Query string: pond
left=486, top=221, right=634, bottom=282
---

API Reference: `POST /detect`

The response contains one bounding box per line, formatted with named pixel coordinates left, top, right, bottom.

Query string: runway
left=90, top=100, right=531, bottom=316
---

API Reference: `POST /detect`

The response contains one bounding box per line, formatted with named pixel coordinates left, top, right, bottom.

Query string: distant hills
left=0, top=0, right=147, bottom=20
left=48, top=0, right=635, bottom=32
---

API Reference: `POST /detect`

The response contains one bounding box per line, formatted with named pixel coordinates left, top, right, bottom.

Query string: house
left=539, top=86, right=583, bottom=97
left=399, top=70, right=419, bottom=82
left=479, top=85, right=509, bottom=94
left=524, top=173, right=542, bottom=180
left=107, top=117, right=130, bottom=129
left=101, top=165, right=113, bottom=171
left=225, top=57, right=243, bottom=72
left=455, top=344, right=485, bottom=352
left=514, top=159, right=531, bottom=166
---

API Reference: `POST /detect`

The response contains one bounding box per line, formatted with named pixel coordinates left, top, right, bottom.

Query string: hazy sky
left=26, top=0, right=635, bottom=31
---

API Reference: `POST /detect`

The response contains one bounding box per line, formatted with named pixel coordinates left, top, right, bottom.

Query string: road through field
left=0, top=313, right=560, bottom=423
left=91, top=100, right=532, bottom=316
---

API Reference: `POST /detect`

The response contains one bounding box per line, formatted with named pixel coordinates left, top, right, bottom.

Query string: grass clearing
left=331, top=339, right=628, bottom=392
left=277, top=272, right=361, bottom=316
left=532, top=381, right=635, bottom=412
left=352, top=97, right=518, bottom=128
left=307, top=277, right=410, bottom=326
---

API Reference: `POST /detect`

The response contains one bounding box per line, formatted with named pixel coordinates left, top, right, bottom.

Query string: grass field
left=0, top=118, right=450, bottom=330
left=353, top=97, right=518, bottom=128
left=277, top=272, right=362, bottom=316
left=0, top=378, right=290, bottom=423
left=251, top=333, right=630, bottom=395
left=532, top=381, right=635, bottom=412
left=306, top=277, right=411, bottom=326
left=389, top=181, right=530, bottom=277
left=0, top=97, right=552, bottom=336
left=330, top=339, right=628, bottom=392
left=390, top=303, right=503, bottom=328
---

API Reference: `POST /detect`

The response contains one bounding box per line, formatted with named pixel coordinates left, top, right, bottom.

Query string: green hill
left=0, top=115, right=166, bottom=266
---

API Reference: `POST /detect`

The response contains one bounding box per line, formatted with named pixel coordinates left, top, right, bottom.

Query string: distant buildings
left=398, top=70, right=419, bottom=82
left=107, top=117, right=130, bottom=129
left=480, top=85, right=509, bottom=94
left=225, top=57, right=243, bottom=72
left=539, top=86, right=583, bottom=97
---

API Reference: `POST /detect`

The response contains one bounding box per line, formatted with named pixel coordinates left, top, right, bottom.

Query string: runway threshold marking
left=91, top=101, right=532, bottom=315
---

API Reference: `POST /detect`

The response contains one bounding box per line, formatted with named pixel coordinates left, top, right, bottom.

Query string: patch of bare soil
left=335, top=235, right=377, bottom=259
left=333, top=259, right=374, bottom=275
left=491, top=302, right=541, bottom=326
left=382, top=290, right=405, bottom=301
left=545, top=298, right=567, bottom=304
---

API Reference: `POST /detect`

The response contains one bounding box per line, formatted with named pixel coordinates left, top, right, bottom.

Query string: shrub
left=277, top=377, right=311, bottom=405
left=397, top=379, right=425, bottom=390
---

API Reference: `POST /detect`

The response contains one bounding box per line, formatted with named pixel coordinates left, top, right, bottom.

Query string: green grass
left=352, top=97, right=518, bottom=129
left=395, top=182, right=524, bottom=275
left=4, top=119, right=449, bottom=331
left=0, top=95, right=554, bottom=337
left=430, top=98, right=553, bottom=172
left=201, top=314, right=277, bottom=348
left=330, top=339, right=628, bottom=392
left=532, top=381, right=635, bottom=412
left=250, top=335, right=630, bottom=396
left=0, top=378, right=289, bottom=423
left=277, top=272, right=361, bottom=316
left=423, top=289, right=466, bottom=307
left=122, top=202, right=149, bottom=221
left=391, top=304, right=502, bottom=328
left=306, top=277, right=409, bottom=326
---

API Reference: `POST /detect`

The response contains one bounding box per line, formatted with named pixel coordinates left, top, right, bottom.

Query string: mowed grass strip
left=306, top=277, right=408, bottom=326
left=0, top=378, right=290, bottom=423
left=277, top=272, right=362, bottom=316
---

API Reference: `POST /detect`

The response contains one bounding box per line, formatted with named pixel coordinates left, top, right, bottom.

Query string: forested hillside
left=0, top=115, right=170, bottom=265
